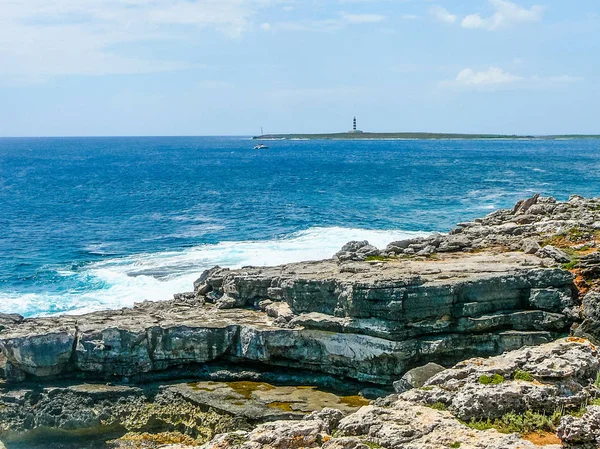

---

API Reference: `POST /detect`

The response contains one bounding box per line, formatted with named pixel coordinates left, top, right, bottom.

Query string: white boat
left=253, top=143, right=269, bottom=150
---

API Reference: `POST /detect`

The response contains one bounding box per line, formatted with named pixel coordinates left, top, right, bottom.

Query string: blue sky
left=0, top=0, right=598, bottom=136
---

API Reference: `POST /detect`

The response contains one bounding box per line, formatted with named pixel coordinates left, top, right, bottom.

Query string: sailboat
left=254, top=127, right=269, bottom=149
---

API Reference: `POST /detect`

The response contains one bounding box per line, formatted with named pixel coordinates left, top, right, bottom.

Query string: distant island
left=253, top=132, right=600, bottom=140
left=253, top=118, right=599, bottom=140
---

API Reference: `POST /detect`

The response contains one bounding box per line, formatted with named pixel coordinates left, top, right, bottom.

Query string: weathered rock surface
left=382, top=194, right=600, bottom=259
left=4, top=194, right=600, bottom=448
left=0, top=251, right=577, bottom=386
left=403, top=338, right=599, bottom=420
left=0, top=380, right=367, bottom=446
left=198, top=338, right=600, bottom=449
left=558, top=405, right=600, bottom=448
left=392, top=362, right=445, bottom=393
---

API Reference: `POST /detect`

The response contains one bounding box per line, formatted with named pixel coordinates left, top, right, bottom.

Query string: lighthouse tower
left=349, top=117, right=363, bottom=133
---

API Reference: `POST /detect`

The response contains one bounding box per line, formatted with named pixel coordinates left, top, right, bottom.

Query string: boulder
left=537, top=245, right=572, bottom=263
left=521, top=238, right=541, bottom=255
left=512, top=193, right=540, bottom=215
left=557, top=405, right=600, bottom=448
left=335, top=241, right=380, bottom=261
left=403, top=338, right=599, bottom=421
left=393, top=362, right=445, bottom=393
left=575, top=292, right=600, bottom=344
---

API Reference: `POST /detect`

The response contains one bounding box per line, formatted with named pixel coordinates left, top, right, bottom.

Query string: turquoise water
left=1, top=136, right=599, bottom=317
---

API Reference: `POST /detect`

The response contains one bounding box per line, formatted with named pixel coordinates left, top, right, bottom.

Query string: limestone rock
left=0, top=252, right=577, bottom=385
left=557, top=405, right=600, bottom=448
left=403, top=338, right=599, bottom=421
left=575, top=292, right=600, bottom=344
left=393, top=362, right=445, bottom=393
left=536, top=245, right=572, bottom=263
left=335, top=241, right=380, bottom=262
left=522, top=238, right=541, bottom=255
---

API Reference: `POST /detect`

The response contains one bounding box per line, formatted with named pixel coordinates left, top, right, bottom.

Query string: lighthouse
left=349, top=117, right=363, bottom=133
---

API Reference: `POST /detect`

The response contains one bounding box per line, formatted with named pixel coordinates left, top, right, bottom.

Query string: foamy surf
left=0, top=227, right=429, bottom=318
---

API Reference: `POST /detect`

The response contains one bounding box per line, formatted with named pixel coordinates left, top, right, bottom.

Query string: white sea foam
left=0, top=227, right=429, bottom=317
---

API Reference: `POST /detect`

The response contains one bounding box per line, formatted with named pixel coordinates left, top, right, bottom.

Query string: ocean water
left=1, top=136, right=600, bottom=317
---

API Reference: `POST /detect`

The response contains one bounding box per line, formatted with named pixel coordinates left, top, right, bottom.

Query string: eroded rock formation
left=0, top=251, right=577, bottom=386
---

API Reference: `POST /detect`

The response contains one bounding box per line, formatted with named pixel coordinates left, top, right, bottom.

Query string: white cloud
left=442, top=67, right=582, bottom=89
left=453, top=67, right=523, bottom=86
left=429, top=6, right=457, bottom=24
left=260, top=22, right=272, bottom=31
left=461, top=0, right=544, bottom=31
left=0, top=0, right=279, bottom=79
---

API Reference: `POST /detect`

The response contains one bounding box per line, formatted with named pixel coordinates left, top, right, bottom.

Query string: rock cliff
left=3, top=194, right=600, bottom=448
left=0, top=251, right=576, bottom=386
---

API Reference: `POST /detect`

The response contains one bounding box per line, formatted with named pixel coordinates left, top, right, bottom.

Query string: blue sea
left=1, top=137, right=600, bottom=317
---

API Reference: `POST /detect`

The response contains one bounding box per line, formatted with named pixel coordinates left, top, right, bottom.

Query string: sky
left=0, top=0, right=598, bottom=136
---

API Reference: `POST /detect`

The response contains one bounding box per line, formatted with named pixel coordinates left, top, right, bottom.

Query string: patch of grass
left=463, top=410, right=561, bottom=436
left=463, top=418, right=494, bottom=431
left=513, top=370, right=535, bottom=382
left=449, top=442, right=461, bottom=448
left=562, top=260, right=579, bottom=270
left=428, top=402, right=448, bottom=411
left=478, top=374, right=505, bottom=385
left=595, top=371, right=600, bottom=388
left=365, top=255, right=392, bottom=262
left=419, top=386, right=435, bottom=391
left=363, top=441, right=383, bottom=449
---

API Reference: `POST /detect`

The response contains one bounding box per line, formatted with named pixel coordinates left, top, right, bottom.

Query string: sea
left=1, top=136, right=599, bottom=318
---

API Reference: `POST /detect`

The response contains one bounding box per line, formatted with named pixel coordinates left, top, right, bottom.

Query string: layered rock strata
left=0, top=251, right=576, bottom=386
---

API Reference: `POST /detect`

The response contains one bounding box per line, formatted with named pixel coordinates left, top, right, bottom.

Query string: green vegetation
left=595, top=371, right=600, bottom=388
left=463, top=410, right=561, bottom=435
left=365, top=255, right=392, bottom=262
left=104, top=395, right=243, bottom=444
left=513, top=370, right=535, bottom=382
left=478, top=374, right=505, bottom=385
left=363, top=441, right=383, bottom=449
left=428, top=402, right=449, bottom=411
left=449, top=442, right=461, bottom=448
left=562, top=260, right=579, bottom=270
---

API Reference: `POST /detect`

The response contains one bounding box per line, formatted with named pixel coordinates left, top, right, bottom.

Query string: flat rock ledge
left=0, top=250, right=576, bottom=386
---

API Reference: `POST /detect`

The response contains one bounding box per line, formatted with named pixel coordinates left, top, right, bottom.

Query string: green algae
left=104, top=394, right=243, bottom=445
left=339, top=395, right=370, bottom=408
left=267, top=401, right=296, bottom=412
left=225, top=381, right=276, bottom=400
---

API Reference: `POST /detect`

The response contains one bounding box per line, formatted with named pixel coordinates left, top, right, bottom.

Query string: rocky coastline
left=2, top=194, right=600, bottom=448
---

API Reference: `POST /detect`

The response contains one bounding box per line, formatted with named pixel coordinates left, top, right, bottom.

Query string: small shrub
left=595, top=371, right=600, bottom=388
left=562, top=260, right=579, bottom=270
left=513, top=370, right=535, bottom=382
left=449, top=442, right=461, bottom=448
left=464, top=410, right=562, bottom=436
left=478, top=374, right=505, bottom=385
left=463, top=418, right=494, bottom=431
left=428, top=402, right=448, bottom=411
